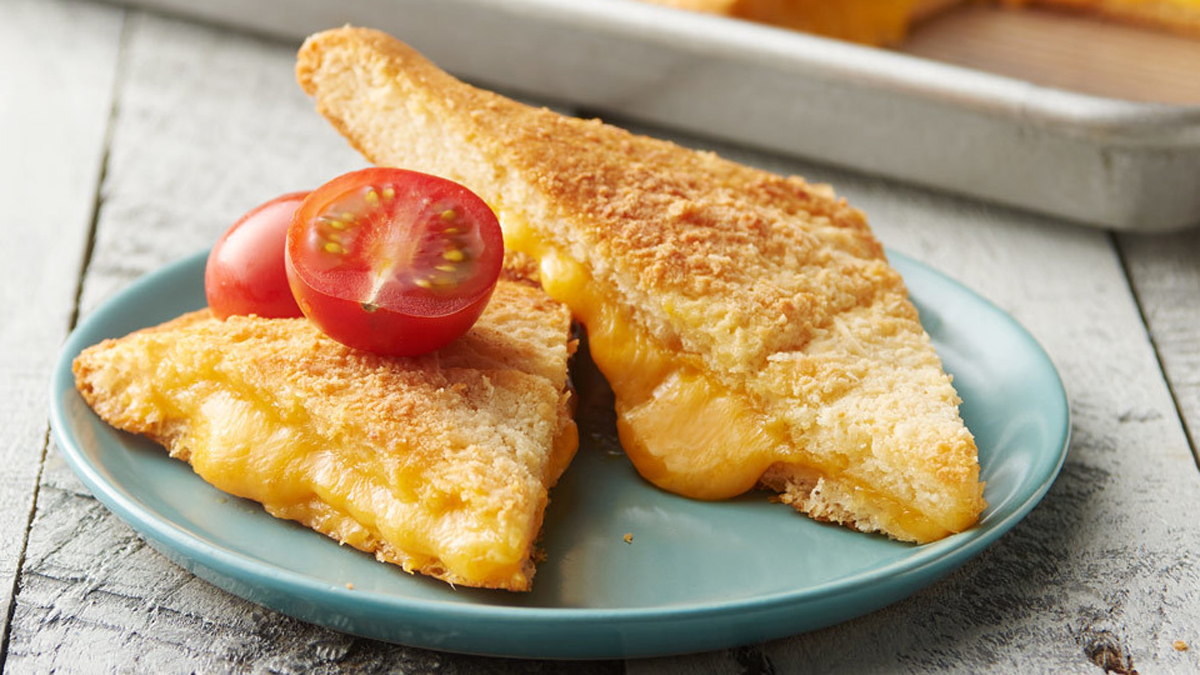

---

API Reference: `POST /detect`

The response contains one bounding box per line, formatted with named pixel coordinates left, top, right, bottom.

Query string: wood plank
left=14, top=452, right=622, bottom=674
left=1118, top=229, right=1200, bottom=466
left=612, top=124, right=1200, bottom=674
left=10, top=6, right=1199, bottom=673
left=0, top=0, right=124, bottom=657
left=3, top=11, right=619, bottom=673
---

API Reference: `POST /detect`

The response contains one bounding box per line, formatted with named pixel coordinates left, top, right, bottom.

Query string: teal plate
left=50, top=250, right=1069, bottom=660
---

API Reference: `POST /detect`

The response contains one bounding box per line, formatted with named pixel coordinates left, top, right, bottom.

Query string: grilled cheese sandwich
left=297, top=28, right=986, bottom=543
left=73, top=276, right=577, bottom=590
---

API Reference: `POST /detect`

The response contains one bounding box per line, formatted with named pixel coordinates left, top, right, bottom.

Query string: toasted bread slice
left=73, top=278, right=576, bottom=591
left=296, top=27, right=985, bottom=543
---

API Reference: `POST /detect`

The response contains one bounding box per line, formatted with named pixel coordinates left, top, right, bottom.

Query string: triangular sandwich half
left=297, top=27, right=985, bottom=543
left=73, top=273, right=577, bottom=590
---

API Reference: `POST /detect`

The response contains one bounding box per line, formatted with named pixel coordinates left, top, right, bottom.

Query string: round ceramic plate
left=50, top=250, right=1069, bottom=659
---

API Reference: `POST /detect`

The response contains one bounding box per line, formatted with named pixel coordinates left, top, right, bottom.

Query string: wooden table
left=4, top=0, right=1199, bottom=671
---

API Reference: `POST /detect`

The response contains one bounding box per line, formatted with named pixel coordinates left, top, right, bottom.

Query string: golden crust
left=297, top=28, right=985, bottom=541
left=297, top=27, right=887, bottom=375
left=501, top=249, right=544, bottom=287
left=73, top=280, right=575, bottom=591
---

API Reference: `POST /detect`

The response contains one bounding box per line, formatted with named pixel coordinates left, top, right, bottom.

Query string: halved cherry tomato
left=285, top=168, right=503, bottom=356
left=205, top=192, right=308, bottom=320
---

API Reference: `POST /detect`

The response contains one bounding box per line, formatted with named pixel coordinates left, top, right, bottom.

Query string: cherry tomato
left=205, top=192, right=308, bottom=320
left=285, top=168, right=503, bottom=356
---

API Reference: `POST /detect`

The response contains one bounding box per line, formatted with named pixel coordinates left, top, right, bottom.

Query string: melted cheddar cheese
left=74, top=286, right=577, bottom=591
left=505, top=222, right=959, bottom=542
left=533, top=244, right=779, bottom=500
left=177, top=382, right=578, bottom=586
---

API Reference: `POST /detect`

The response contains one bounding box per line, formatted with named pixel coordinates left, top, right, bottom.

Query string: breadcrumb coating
left=297, top=28, right=985, bottom=541
left=74, top=279, right=575, bottom=590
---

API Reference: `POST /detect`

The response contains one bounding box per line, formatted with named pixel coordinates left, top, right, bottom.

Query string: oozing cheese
left=146, top=370, right=576, bottom=587
left=77, top=306, right=579, bottom=590
left=504, top=223, right=955, bottom=541
left=185, top=389, right=578, bottom=585
left=533, top=245, right=781, bottom=500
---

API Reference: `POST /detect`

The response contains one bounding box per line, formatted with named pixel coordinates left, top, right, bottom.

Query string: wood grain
left=4, top=10, right=617, bottom=673
left=0, top=0, right=124, bottom=658
left=1119, top=229, right=1200, bottom=467
left=7, top=4, right=1200, bottom=673
left=9, top=451, right=622, bottom=673
left=612, top=123, right=1200, bottom=674
left=72, top=13, right=365, bottom=318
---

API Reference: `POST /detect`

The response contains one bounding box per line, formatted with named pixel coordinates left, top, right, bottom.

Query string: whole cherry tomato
left=205, top=192, right=308, bottom=320
left=285, top=168, right=503, bottom=356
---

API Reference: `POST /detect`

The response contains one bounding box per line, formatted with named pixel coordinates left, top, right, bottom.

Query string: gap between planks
left=65, top=12, right=131, bottom=337
left=1112, top=231, right=1200, bottom=473
left=0, top=425, right=51, bottom=675
left=18, top=7, right=1200, bottom=667
left=0, top=8, right=133, bottom=671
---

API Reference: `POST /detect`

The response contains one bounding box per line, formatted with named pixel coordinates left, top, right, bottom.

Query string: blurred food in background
left=640, top=0, right=1200, bottom=104
left=635, top=0, right=956, bottom=44
left=640, top=0, right=1200, bottom=43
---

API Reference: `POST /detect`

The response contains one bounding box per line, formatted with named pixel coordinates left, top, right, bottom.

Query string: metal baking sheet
left=109, top=0, right=1200, bottom=231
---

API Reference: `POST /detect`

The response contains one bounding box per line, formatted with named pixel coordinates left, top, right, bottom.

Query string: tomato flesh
left=205, top=192, right=307, bottom=320
left=286, top=168, right=503, bottom=356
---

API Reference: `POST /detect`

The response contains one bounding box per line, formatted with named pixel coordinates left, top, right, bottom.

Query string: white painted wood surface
left=3, top=3, right=1198, bottom=673
left=0, top=0, right=124, bottom=659
left=617, top=128, right=1200, bottom=674
left=1120, top=229, right=1200, bottom=459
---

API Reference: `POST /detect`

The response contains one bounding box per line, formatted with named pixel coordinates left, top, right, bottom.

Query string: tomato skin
left=285, top=258, right=496, bottom=355
left=286, top=168, right=503, bottom=357
left=205, top=192, right=308, bottom=320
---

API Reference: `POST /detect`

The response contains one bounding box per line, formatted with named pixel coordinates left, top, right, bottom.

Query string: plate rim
left=49, top=249, right=1070, bottom=650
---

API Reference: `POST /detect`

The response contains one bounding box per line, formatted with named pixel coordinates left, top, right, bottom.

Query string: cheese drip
left=504, top=223, right=955, bottom=542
